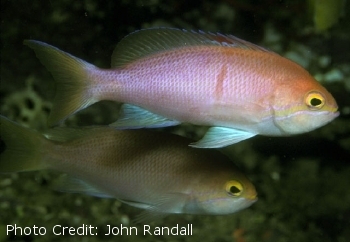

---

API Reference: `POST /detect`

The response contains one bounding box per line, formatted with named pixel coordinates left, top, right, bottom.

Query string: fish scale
left=0, top=115, right=257, bottom=221
left=24, top=28, right=338, bottom=148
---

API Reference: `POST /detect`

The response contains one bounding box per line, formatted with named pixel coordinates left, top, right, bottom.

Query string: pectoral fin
left=190, top=126, right=256, bottom=148
left=118, top=199, right=153, bottom=210
left=110, top=104, right=180, bottom=129
left=126, top=193, right=189, bottom=223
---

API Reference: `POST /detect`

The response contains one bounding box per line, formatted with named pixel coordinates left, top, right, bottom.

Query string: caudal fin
left=0, top=116, right=48, bottom=172
left=24, top=40, right=98, bottom=127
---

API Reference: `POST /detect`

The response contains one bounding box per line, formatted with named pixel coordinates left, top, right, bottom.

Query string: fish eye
left=305, top=92, right=325, bottom=110
left=225, top=180, right=243, bottom=197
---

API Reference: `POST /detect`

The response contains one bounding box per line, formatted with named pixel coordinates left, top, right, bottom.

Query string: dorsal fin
left=111, top=28, right=273, bottom=68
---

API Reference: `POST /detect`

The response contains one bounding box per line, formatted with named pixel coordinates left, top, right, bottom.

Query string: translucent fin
left=53, top=174, right=114, bottom=198
left=0, top=115, right=47, bottom=172
left=190, top=126, right=256, bottom=148
left=43, top=128, right=89, bottom=142
left=43, top=126, right=104, bottom=142
left=133, top=193, right=188, bottom=223
left=110, top=104, right=180, bottom=129
left=134, top=210, right=168, bottom=224
left=118, top=199, right=153, bottom=210
left=24, top=40, right=98, bottom=127
left=111, top=28, right=273, bottom=67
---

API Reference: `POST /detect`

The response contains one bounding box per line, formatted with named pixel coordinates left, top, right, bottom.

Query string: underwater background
left=1, top=0, right=349, bottom=241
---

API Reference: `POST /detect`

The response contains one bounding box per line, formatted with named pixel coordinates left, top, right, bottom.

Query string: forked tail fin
left=24, top=40, right=99, bottom=126
left=0, top=115, right=49, bottom=172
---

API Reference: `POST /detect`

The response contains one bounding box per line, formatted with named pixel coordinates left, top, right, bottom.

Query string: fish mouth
left=245, top=192, right=258, bottom=201
left=245, top=196, right=258, bottom=208
left=333, top=111, right=340, bottom=118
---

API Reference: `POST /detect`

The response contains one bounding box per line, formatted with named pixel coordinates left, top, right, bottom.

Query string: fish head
left=272, top=78, right=339, bottom=135
left=192, top=174, right=258, bottom=215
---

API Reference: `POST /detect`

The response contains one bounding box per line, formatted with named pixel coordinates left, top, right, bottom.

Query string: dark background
left=1, top=0, right=350, bottom=241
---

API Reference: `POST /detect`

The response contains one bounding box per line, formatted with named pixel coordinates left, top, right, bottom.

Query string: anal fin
left=53, top=174, right=114, bottom=198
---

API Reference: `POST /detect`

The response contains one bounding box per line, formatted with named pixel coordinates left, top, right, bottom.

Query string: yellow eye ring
left=225, top=180, right=243, bottom=197
left=305, top=91, right=325, bottom=110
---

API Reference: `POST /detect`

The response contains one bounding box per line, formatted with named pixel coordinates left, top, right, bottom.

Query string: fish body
left=0, top=115, right=257, bottom=221
left=24, top=28, right=338, bottom=148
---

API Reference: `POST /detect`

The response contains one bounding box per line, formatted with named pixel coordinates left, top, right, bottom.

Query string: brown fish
left=0, top=115, right=257, bottom=222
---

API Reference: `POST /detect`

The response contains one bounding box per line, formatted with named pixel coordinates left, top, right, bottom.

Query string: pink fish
left=24, top=28, right=339, bottom=148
